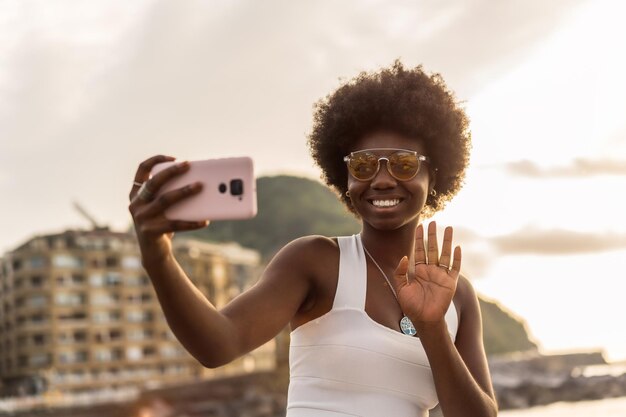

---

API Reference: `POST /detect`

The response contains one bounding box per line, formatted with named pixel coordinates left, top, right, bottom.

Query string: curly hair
left=307, top=60, right=471, bottom=218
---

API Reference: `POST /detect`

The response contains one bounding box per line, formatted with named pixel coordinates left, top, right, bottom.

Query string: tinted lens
left=348, top=152, right=379, bottom=180
left=388, top=151, right=420, bottom=180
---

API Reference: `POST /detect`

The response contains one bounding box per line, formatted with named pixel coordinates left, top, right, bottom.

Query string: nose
left=370, top=159, right=397, bottom=189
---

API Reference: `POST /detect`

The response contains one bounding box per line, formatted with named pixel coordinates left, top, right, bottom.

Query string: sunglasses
left=343, top=148, right=430, bottom=181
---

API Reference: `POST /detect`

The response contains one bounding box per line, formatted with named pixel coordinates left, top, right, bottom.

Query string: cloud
left=490, top=228, right=626, bottom=255
left=503, top=159, right=626, bottom=178
left=0, top=0, right=593, bottom=252
left=447, top=226, right=626, bottom=278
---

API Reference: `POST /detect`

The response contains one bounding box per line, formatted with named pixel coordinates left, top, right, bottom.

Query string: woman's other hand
left=393, top=222, right=461, bottom=328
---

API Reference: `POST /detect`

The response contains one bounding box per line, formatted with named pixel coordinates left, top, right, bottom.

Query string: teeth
left=371, top=199, right=400, bottom=207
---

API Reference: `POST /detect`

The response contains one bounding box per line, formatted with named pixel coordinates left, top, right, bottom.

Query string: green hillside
left=480, top=297, right=538, bottom=355
left=184, top=175, right=537, bottom=355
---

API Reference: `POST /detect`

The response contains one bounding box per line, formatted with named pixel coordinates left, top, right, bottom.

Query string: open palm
left=393, top=222, right=461, bottom=324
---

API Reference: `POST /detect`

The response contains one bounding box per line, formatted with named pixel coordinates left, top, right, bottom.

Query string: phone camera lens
left=218, top=183, right=227, bottom=193
left=230, top=179, right=244, bottom=196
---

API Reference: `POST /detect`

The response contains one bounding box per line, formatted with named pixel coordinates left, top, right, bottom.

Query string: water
left=499, top=396, right=626, bottom=417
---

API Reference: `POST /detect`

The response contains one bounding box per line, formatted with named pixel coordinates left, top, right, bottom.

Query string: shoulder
left=261, top=235, right=341, bottom=317
left=265, top=235, right=340, bottom=278
left=453, top=274, right=481, bottom=323
left=273, top=234, right=339, bottom=258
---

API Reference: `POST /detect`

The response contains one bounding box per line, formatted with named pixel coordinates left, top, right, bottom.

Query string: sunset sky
left=1, top=0, right=625, bottom=360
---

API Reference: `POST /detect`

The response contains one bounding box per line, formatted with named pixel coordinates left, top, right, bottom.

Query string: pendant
left=400, top=316, right=417, bottom=336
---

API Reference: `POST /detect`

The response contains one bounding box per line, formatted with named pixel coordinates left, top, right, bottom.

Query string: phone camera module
left=230, top=179, right=244, bottom=196
left=218, top=183, right=227, bottom=193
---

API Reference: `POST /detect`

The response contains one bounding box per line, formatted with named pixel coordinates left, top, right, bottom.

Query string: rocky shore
left=3, top=351, right=625, bottom=416
left=490, top=350, right=626, bottom=409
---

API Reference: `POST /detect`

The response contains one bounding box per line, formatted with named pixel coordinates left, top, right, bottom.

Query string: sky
left=1, top=0, right=626, bottom=361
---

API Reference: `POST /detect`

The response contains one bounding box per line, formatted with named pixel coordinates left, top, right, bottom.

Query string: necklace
left=361, top=241, right=418, bottom=337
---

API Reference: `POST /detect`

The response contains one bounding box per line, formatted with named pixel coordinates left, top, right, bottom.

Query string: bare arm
left=392, top=223, right=497, bottom=417
left=418, top=276, right=497, bottom=417
left=128, top=155, right=313, bottom=368
left=143, top=237, right=314, bottom=368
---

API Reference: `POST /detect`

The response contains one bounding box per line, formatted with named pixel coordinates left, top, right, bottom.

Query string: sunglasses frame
left=343, top=148, right=431, bottom=182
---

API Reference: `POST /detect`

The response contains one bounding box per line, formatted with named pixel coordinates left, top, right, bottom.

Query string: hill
left=184, top=175, right=537, bottom=355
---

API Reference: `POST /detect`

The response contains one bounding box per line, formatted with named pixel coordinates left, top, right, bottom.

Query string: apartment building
left=0, top=229, right=274, bottom=396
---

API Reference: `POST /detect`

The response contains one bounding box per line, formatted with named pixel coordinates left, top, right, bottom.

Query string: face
left=346, top=131, right=433, bottom=231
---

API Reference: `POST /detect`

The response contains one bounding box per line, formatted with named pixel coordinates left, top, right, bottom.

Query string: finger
left=147, top=160, right=191, bottom=192
left=129, top=155, right=176, bottom=200
left=138, top=182, right=203, bottom=219
left=134, top=155, right=176, bottom=183
left=450, top=246, right=462, bottom=276
left=130, top=161, right=190, bottom=205
left=427, top=221, right=439, bottom=264
left=438, top=226, right=453, bottom=268
left=414, top=223, right=427, bottom=265
left=392, top=256, right=410, bottom=291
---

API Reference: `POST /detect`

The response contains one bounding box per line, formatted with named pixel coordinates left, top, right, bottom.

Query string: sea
left=499, top=396, right=626, bottom=417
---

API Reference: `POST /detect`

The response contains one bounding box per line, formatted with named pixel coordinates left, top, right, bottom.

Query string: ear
left=428, top=168, right=437, bottom=195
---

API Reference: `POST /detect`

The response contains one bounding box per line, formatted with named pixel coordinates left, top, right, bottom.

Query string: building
left=0, top=228, right=274, bottom=396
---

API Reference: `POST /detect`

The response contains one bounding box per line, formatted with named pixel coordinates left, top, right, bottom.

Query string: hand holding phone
left=150, top=157, right=257, bottom=221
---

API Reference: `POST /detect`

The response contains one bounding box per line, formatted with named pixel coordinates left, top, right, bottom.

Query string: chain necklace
left=361, top=241, right=418, bottom=337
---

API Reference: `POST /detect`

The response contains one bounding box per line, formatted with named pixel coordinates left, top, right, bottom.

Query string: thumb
left=393, top=256, right=409, bottom=291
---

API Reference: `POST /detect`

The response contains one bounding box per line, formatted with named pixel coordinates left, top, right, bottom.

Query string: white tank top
left=287, top=234, right=459, bottom=417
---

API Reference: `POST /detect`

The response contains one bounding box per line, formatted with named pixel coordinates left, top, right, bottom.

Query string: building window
left=160, top=344, right=183, bottom=358
left=28, top=256, right=46, bottom=269
left=30, top=275, right=44, bottom=287
left=104, top=273, right=122, bottom=286
left=27, top=294, right=48, bottom=307
left=33, top=334, right=46, bottom=345
left=57, top=311, right=87, bottom=321
left=30, top=353, right=51, bottom=367
left=12, top=259, right=22, bottom=271
left=52, top=255, right=82, bottom=268
left=142, top=346, right=156, bottom=357
left=122, top=256, right=142, bottom=270
left=126, top=310, right=153, bottom=323
left=92, top=310, right=121, bottom=323
left=127, top=328, right=153, bottom=341
left=126, top=346, right=142, bottom=361
left=57, top=330, right=86, bottom=344
left=91, top=292, right=119, bottom=306
left=59, top=350, right=88, bottom=364
left=126, top=275, right=149, bottom=287
left=31, top=314, right=47, bottom=324
left=89, top=273, right=104, bottom=287
left=105, top=256, right=118, bottom=268
left=55, top=292, right=86, bottom=306
left=94, top=349, right=113, bottom=362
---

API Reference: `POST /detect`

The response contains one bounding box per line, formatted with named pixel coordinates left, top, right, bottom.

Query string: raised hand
left=128, top=155, right=208, bottom=263
left=393, top=222, right=461, bottom=326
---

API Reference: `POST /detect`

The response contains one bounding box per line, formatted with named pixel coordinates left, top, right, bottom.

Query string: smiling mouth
left=369, top=198, right=401, bottom=208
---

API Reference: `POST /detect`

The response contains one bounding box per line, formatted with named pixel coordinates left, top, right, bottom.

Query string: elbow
left=197, top=350, right=237, bottom=369
left=200, top=359, right=222, bottom=369
left=198, top=355, right=229, bottom=369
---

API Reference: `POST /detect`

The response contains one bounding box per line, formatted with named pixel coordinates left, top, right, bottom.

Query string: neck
left=359, top=219, right=420, bottom=268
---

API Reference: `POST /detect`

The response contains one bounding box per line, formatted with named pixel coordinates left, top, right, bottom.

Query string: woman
left=128, top=61, right=497, bottom=417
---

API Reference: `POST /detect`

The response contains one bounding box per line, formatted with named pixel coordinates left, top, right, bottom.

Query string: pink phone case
left=150, top=157, right=257, bottom=221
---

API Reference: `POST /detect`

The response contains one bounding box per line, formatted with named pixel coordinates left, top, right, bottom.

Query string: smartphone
left=150, top=157, right=257, bottom=221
